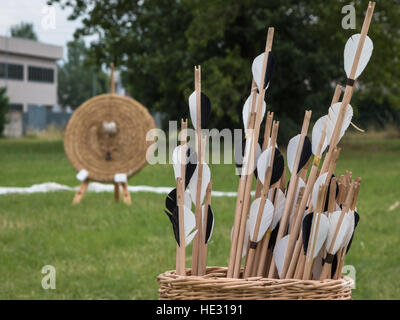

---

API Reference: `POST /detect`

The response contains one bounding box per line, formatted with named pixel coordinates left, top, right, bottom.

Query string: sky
left=0, top=0, right=93, bottom=59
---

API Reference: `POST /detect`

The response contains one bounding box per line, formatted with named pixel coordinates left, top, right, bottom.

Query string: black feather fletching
left=297, top=136, right=312, bottom=174
left=185, top=147, right=197, bottom=188
left=346, top=211, right=360, bottom=254
left=164, top=207, right=181, bottom=246
left=264, top=51, right=275, bottom=89
left=165, top=188, right=177, bottom=214
left=205, top=205, right=214, bottom=244
left=271, top=148, right=284, bottom=186
left=331, top=254, right=338, bottom=278
left=324, top=174, right=340, bottom=212
left=302, top=212, right=314, bottom=255
left=268, top=221, right=280, bottom=249
left=199, top=92, right=211, bottom=129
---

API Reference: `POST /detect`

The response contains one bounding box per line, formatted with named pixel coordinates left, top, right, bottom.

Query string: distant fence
left=23, top=105, right=71, bottom=132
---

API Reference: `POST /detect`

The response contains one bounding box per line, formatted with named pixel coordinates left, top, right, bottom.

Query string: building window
left=9, top=104, right=23, bottom=111
left=28, top=66, right=54, bottom=83
left=0, top=62, right=24, bottom=80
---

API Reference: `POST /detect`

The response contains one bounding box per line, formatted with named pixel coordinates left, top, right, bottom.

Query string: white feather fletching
left=256, top=146, right=273, bottom=185
left=326, top=210, right=352, bottom=254
left=312, top=172, right=328, bottom=210
left=252, top=52, right=271, bottom=90
left=248, top=198, right=274, bottom=242
left=308, top=213, right=329, bottom=259
left=242, top=92, right=266, bottom=131
left=325, top=102, right=353, bottom=145
left=183, top=205, right=198, bottom=246
left=188, top=91, right=197, bottom=128
left=342, top=210, right=355, bottom=249
left=273, top=235, right=289, bottom=278
left=287, top=134, right=303, bottom=174
left=184, top=190, right=191, bottom=209
left=188, top=163, right=211, bottom=205
left=311, top=116, right=328, bottom=155
left=344, top=34, right=373, bottom=79
left=172, top=145, right=187, bottom=179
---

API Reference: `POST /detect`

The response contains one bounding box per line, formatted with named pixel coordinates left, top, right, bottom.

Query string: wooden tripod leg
left=73, top=179, right=89, bottom=204
left=121, top=182, right=131, bottom=205
left=114, top=183, right=120, bottom=201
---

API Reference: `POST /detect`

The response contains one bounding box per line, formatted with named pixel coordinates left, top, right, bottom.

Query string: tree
left=48, top=0, right=400, bottom=139
left=10, top=22, right=38, bottom=41
left=58, top=39, right=109, bottom=110
left=0, top=87, right=10, bottom=137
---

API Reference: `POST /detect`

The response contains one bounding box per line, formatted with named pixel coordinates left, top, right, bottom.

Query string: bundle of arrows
left=164, top=1, right=375, bottom=281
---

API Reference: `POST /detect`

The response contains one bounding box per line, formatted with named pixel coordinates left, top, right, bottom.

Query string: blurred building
left=0, top=36, right=64, bottom=137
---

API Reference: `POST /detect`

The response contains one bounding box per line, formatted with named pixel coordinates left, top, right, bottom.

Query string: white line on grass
left=0, top=182, right=240, bottom=197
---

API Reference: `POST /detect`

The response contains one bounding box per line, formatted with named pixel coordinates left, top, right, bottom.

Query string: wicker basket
left=158, top=267, right=353, bottom=300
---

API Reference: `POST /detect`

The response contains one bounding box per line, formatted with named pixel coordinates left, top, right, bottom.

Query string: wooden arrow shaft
left=280, top=122, right=328, bottom=278
left=321, top=3, right=375, bottom=174
left=176, top=119, right=188, bottom=275
left=268, top=110, right=312, bottom=278
left=192, top=66, right=203, bottom=275
left=228, top=27, right=275, bottom=278
left=198, top=180, right=212, bottom=276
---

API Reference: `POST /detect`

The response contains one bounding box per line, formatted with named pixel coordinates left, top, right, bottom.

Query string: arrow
left=344, top=34, right=373, bottom=80
left=172, top=144, right=197, bottom=188
left=320, top=2, right=375, bottom=175
left=334, top=180, right=361, bottom=279
left=188, top=161, right=211, bottom=205
left=198, top=180, right=214, bottom=275
left=319, top=179, right=360, bottom=280
left=302, top=184, right=330, bottom=279
left=164, top=205, right=198, bottom=247
left=243, top=121, right=279, bottom=278
left=268, top=110, right=312, bottom=278
left=189, top=66, right=214, bottom=276
left=165, top=188, right=191, bottom=214
left=189, top=91, right=211, bottom=129
left=257, top=147, right=285, bottom=187
left=325, top=102, right=353, bottom=146
left=227, top=27, right=275, bottom=279
left=255, top=112, right=274, bottom=198
left=311, top=116, right=329, bottom=155
left=311, top=172, right=339, bottom=212
left=242, top=92, right=266, bottom=132
left=175, top=119, right=189, bottom=275
left=287, top=135, right=312, bottom=174
left=252, top=51, right=275, bottom=90
left=256, top=186, right=286, bottom=277
left=234, top=138, right=262, bottom=178
left=277, top=106, right=339, bottom=279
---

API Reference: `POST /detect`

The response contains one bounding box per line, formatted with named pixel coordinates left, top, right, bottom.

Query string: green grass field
left=0, top=136, right=399, bottom=299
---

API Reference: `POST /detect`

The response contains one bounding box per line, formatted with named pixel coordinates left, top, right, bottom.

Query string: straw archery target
left=64, top=94, right=155, bottom=182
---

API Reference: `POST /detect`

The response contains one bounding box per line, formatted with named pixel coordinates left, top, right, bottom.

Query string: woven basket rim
left=157, top=266, right=353, bottom=300
left=158, top=266, right=353, bottom=286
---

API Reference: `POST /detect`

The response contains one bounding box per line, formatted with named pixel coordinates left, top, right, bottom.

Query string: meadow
left=0, top=135, right=399, bottom=299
